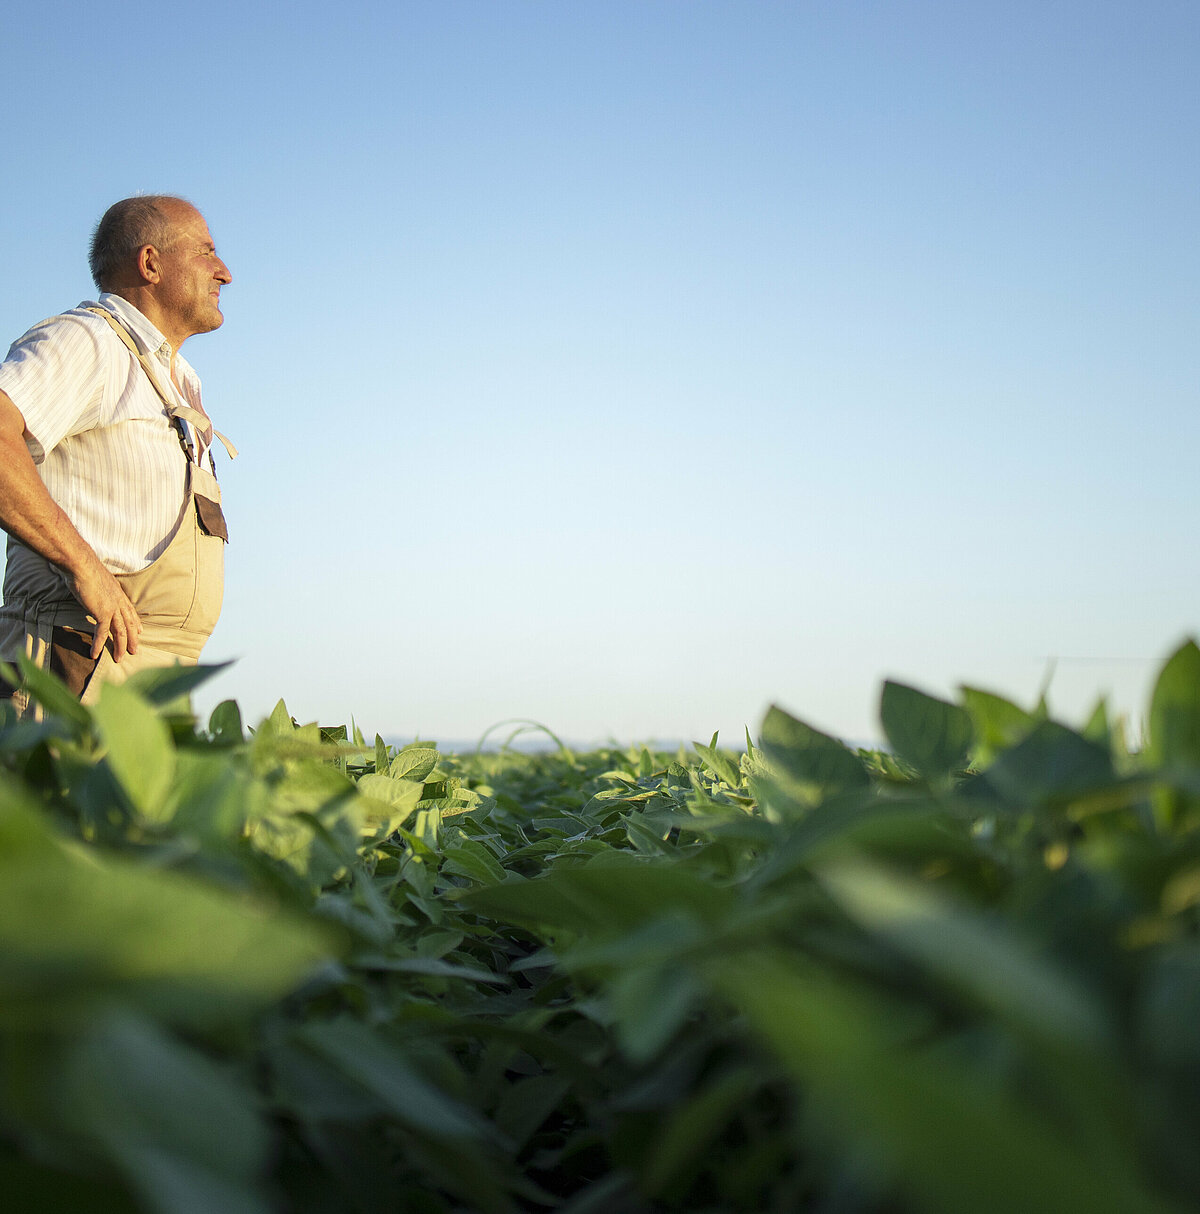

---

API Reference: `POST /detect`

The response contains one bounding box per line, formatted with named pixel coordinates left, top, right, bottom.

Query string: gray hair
left=88, top=195, right=192, bottom=290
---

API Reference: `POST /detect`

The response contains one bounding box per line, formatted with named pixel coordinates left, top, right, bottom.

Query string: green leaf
left=1138, top=945, right=1200, bottom=1069
left=638, top=746, right=655, bottom=779
left=692, top=740, right=741, bottom=788
left=353, top=954, right=507, bottom=985
left=608, top=964, right=702, bottom=1062
left=984, top=720, right=1115, bottom=811
left=0, top=800, right=336, bottom=1028
left=1082, top=697, right=1111, bottom=745
left=297, top=1018, right=493, bottom=1140
left=748, top=791, right=942, bottom=876
left=208, top=698, right=244, bottom=744
left=90, top=682, right=175, bottom=819
left=1148, top=638, right=1200, bottom=767
left=0, top=774, right=63, bottom=854
left=716, top=952, right=1172, bottom=1214
left=494, top=1073, right=571, bottom=1153
left=356, top=773, right=423, bottom=834
left=168, top=753, right=252, bottom=840
left=460, top=858, right=731, bottom=936
left=14, top=651, right=91, bottom=731
left=640, top=1066, right=761, bottom=1196
left=760, top=705, right=869, bottom=798
left=441, top=837, right=507, bottom=885
left=960, top=686, right=1035, bottom=764
left=263, top=699, right=295, bottom=736
left=880, top=681, right=974, bottom=781
left=0, top=1159, right=135, bottom=1213
left=125, top=661, right=233, bottom=706
left=817, top=860, right=1110, bottom=1051
left=247, top=764, right=363, bottom=884
left=55, top=1012, right=272, bottom=1214
left=390, top=746, right=440, bottom=782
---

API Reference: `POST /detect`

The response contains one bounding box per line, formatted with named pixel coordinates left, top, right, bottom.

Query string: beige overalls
left=0, top=308, right=233, bottom=717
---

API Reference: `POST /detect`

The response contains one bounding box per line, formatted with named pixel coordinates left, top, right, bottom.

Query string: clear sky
left=4, top=1, right=1198, bottom=747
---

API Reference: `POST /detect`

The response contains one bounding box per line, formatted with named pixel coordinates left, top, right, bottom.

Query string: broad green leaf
left=0, top=1159, right=134, bottom=1213
left=55, top=1013, right=271, bottom=1214
left=1138, top=945, right=1200, bottom=1069
left=880, top=681, right=974, bottom=781
left=692, top=740, right=741, bottom=788
left=716, top=953, right=1172, bottom=1214
left=414, top=929, right=465, bottom=959
left=208, top=698, right=244, bottom=744
left=168, top=752, right=252, bottom=840
left=441, top=837, right=507, bottom=885
left=297, top=1018, right=493, bottom=1140
left=608, top=964, right=701, bottom=1062
left=270, top=760, right=358, bottom=815
left=90, top=682, right=175, bottom=819
left=1082, top=697, right=1111, bottom=745
left=406, top=806, right=443, bottom=849
left=353, top=954, right=507, bottom=985
left=112, top=1151, right=271, bottom=1214
left=15, top=651, right=91, bottom=731
left=1148, top=639, right=1200, bottom=767
left=640, top=1066, right=761, bottom=1196
left=263, top=698, right=295, bottom=736
left=390, top=745, right=440, bottom=782
left=760, top=705, right=869, bottom=798
left=494, top=1073, right=571, bottom=1153
left=984, top=720, right=1115, bottom=811
left=960, top=685, right=1035, bottom=764
left=0, top=801, right=336, bottom=1027
left=638, top=746, right=655, bottom=779
left=748, top=792, right=951, bottom=881
left=125, top=661, right=233, bottom=706
left=356, top=772, right=423, bottom=832
left=248, top=765, right=364, bottom=884
left=460, top=857, right=732, bottom=935
left=262, top=1037, right=384, bottom=1124
left=0, top=774, right=62, bottom=855
left=817, top=860, right=1109, bottom=1050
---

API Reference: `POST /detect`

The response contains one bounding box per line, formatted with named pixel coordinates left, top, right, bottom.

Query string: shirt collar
left=92, top=292, right=199, bottom=389
left=95, top=292, right=170, bottom=357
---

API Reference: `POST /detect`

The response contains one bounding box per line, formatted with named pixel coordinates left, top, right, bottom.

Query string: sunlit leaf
left=1148, top=639, right=1200, bottom=768
left=90, top=682, right=175, bottom=819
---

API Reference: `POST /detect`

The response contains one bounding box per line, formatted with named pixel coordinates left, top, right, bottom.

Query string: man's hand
left=68, top=557, right=142, bottom=662
left=0, top=389, right=143, bottom=661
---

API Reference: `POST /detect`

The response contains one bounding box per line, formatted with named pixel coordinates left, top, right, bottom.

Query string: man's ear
left=136, top=243, right=162, bottom=284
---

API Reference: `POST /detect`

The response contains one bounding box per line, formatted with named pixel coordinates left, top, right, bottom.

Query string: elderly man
left=0, top=195, right=234, bottom=714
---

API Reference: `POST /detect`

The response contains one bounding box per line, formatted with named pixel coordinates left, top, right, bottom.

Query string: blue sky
left=4, top=1, right=1198, bottom=746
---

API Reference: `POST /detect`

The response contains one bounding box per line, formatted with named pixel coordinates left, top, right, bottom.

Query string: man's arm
left=0, top=389, right=141, bottom=662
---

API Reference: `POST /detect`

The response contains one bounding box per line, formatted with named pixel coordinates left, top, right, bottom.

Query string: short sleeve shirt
left=0, top=292, right=208, bottom=574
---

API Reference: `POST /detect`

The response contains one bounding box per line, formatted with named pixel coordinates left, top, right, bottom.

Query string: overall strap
left=83, top=307, right=238, bottom=461
left=84, top=306, right=232, bottom=542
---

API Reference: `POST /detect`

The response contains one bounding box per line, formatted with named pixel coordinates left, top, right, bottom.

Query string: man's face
left=153, top=205, right=232, bottom=343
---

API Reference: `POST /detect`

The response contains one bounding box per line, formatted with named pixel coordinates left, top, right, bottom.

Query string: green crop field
left=2, top=642, right=1200, bottom=1213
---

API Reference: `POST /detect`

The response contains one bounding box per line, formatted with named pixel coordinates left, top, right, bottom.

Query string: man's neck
left=107, top=287, right=188, bottom=355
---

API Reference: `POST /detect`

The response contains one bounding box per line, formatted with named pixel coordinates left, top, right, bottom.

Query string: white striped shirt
left=0, top=292, right=214, bottom=576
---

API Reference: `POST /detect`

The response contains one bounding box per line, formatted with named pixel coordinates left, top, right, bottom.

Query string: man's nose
left=215, top=258, right=232, bottom=284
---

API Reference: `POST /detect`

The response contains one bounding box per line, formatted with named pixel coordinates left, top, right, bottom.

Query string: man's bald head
left=88, top=195, right=197, bottom=292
